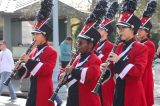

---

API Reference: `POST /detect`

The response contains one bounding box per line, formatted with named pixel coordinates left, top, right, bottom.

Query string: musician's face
left=33, top=33, right=47, bottom=45
left=117, top=25, right=134, bottom=41
left=137, top=29, right=148, bottom=40
left=76, top=38, right=93, bottom=54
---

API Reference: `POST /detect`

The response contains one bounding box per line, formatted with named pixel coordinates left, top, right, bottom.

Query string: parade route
left=0, top=63, right=159, bottom=106
left=0, top=96, right=67, bottom=106
left=0, top=96, right=26, bottom=106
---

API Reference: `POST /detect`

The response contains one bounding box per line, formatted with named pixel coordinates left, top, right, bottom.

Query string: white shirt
left=0, top=48, right=14, bottom=73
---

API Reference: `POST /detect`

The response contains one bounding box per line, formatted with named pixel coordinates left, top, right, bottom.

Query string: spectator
left=0, top=40, right=17, bottom=101
left=60, top=36, right=72, bottom=68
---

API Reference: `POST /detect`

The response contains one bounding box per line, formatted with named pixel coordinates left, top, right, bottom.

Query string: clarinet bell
left=48, top=94, right=56, bottom=103
left=91, top=83, right=100, bottom=95
left=3, top=77, right=11, bottom=86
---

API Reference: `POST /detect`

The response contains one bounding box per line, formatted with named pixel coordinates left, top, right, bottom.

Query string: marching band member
left=94, top=1, right=119, bottom=106
left=65, top=27, right=101, bottom=106
left=101, top=0, right=148, bottom=106
left=137, top=1, right=157, bottom=106
left=65, top=1, right=108, bottom=106
left=17, top=0, right=57, bottom=106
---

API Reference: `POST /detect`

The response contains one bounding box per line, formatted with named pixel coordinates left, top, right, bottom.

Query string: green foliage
left=108, top=21, right=118, bottom=43
left=150, top=32, right=160, bottom=49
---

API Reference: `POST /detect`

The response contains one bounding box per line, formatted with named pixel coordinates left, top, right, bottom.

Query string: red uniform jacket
left=95, top=40, right=115, bottom=106
left=19, top=43, right=57, bottom=106
left=111, top=40, right=148, bottom=106
left=67, top=51, right=101, bottom=106
left=142, top=38, right=155, bottom=106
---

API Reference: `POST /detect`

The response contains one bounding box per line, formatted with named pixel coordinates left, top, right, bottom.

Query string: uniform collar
left=123, top=38, right=135, bottom=46
left=123, top=38, right=135, bottom=51
left=99, top=39, right=107, bottom=46
left=140, top=38, right=148, bottom=43
left=79, top=52, right=91, bottom=62
left=37, top=43, right=47, bottom=51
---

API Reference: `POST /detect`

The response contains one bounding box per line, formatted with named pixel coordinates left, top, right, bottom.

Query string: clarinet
left=48, top=50, right=79, bottom=102
left=3, top=42, right=36, bottom=86
left=92, top=37, right=120, bottom=94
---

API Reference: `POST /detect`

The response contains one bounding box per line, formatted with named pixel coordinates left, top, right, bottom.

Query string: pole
left=52, top=0, right=67, bottom=93
left=52, top=0, right=60, bottom=83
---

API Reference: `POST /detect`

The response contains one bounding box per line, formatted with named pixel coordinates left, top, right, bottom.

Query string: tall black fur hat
left=78, top=0, right=108, bottom=47
left=31, top=0, right=53, bottom=38
left=117, top=0, right=141, bottom=35
left=99, top=1, right=119, bottom=35
left=140, top=0, right=157, bottom=32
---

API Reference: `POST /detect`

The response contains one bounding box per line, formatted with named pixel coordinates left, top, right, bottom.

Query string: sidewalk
left=0, top=96, right=26, bottom=106
left=0, top=96, right=67, bottom=106
left=0, top=95, right=160, bottom=106
left=0, top=79, right=159, bottom=106
left=0, top=62, right=159, bottom=106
